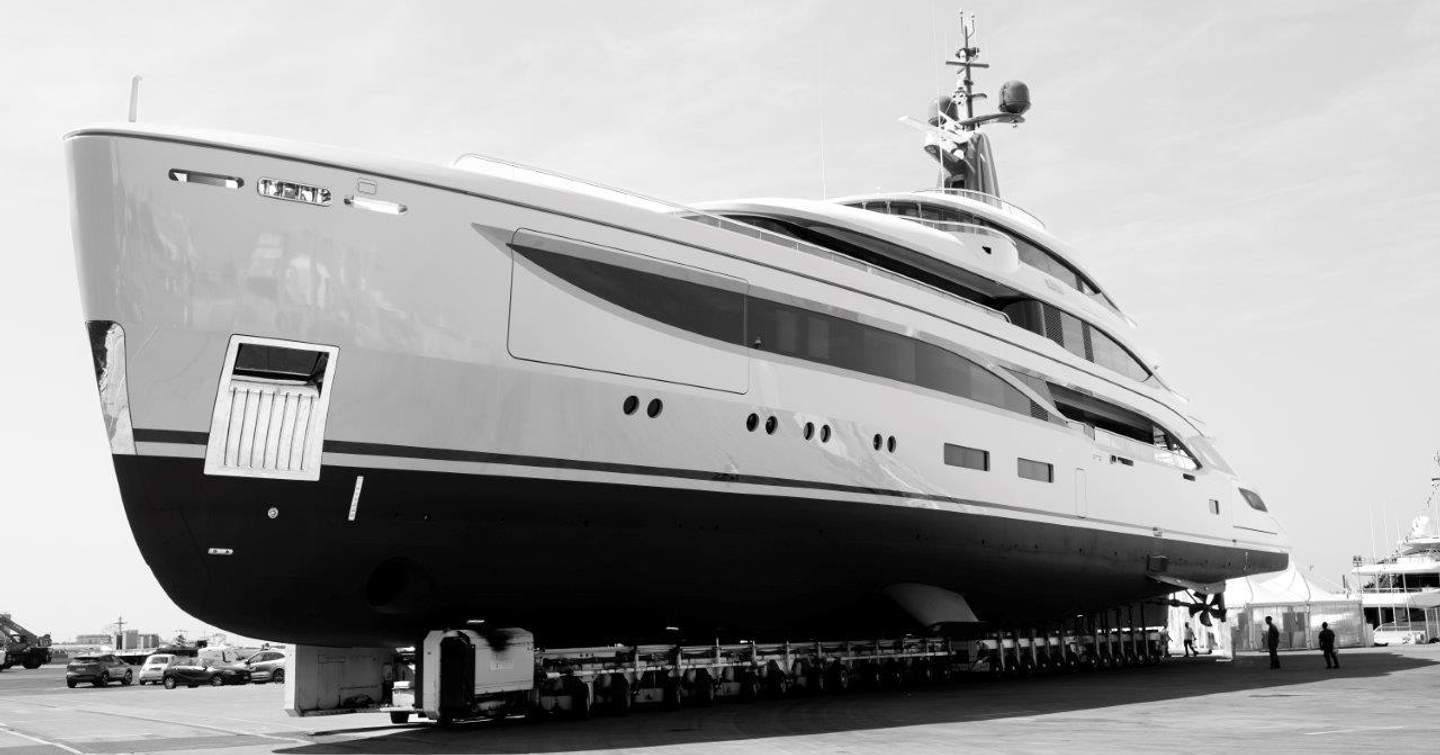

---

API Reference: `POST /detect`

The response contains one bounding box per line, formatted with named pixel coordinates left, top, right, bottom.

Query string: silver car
left=245, top=650, right=286, bottom=683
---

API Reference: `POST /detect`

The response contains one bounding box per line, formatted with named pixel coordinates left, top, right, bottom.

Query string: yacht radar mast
left=900, top=11, right=1031, bottom=196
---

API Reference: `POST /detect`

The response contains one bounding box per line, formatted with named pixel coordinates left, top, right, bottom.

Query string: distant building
left=138, top=633, right=161, bottom=649
left=74, top=634, right=111, bottom=645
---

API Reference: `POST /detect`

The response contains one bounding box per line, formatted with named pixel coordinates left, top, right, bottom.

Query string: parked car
left=244, top=649, right=287, bottom=684
left=1373, top=622, right=1428, bottom=646
left=66, top=654, right=133, bottom=688
left=136, top=653, right=178, bottom=685
left=161, top=659, right=251, bottom=688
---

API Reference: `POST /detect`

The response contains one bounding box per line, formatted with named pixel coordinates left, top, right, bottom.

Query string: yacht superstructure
left=67, top=18, right=1287, bottom=651
left=1350, top=465, right=1440, bottom=642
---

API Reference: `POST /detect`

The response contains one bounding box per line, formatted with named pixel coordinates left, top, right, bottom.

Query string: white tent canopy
left=1225, top=564, right=1347, bottom=607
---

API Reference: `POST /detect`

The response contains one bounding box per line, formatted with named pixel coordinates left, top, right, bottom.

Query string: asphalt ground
left=1, top=646, right=1437, bottom=754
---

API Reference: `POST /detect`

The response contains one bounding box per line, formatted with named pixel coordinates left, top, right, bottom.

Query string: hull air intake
left=203, top=336, right=338, bottom=481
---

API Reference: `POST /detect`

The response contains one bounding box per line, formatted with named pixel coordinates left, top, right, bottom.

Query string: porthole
left=872, top=434, right=882, bottom=450
left=887, top=436, right=897, bottom=453
left=820, top=425, right=831, bottom=443
left=647, top=398, right=663, bottom=418
left=803, top=422, right=815, bottom=440
left=746, top=413, right=759, bottom=432
left=622, top=395, right=639, bottom=415
left=765, top=415, right=778, bottom=435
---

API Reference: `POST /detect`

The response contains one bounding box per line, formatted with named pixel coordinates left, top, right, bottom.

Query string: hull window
left=1239, top=488, right=1268, bottom=512
left=943, top=443, right=989, bottom=471
left=1017, top=458, right=1054, bottom=483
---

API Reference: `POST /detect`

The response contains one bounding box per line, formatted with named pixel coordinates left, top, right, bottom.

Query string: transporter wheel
left=95, top=672, right=108, bottom=688
left=389, top=711, right=410, bottom=724
left=163, top=677, right=177, bottom=689
left=272, top=668, right=285, bottom=684
left=827, top=663, right=852, bottom=693
left=804, top=665, right=826, bottom=695
left=662, top=677, right=684, bottom=710
left=66, top=679, right=77, bottom=689
left=22, top=657, right=43, bottom=670
left=738, top=672, right=762, bottom=703
left=766, top=667, right=791, bottom=698
left=881, top=662, right=904, bottom=690
left=210, top=675, right=225, bottom=687
left=692, top=669, right=715, bottom=707
left=122, top=671, right=133, bottom=686
left=564, top=676, right=591, bottom=720
left=607, top=674, right=632, bottom=716
left=857, top=663, right=882, bottom=690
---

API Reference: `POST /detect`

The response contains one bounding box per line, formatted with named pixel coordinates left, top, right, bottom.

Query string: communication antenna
left=898, top=11, right=1031, bottom=196
left=128, top=75, right=142, bottom=123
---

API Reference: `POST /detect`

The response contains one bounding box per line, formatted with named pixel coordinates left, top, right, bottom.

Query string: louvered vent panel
left=217, top=379, right=319, bottom=473
left=204, top=336, right=338, bottom=482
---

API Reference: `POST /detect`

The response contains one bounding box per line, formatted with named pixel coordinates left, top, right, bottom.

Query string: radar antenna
left=899, top=10, right=1031, bottom=195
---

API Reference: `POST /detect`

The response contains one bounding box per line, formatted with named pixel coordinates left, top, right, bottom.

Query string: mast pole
left=960, top=12, right=976, bottom=125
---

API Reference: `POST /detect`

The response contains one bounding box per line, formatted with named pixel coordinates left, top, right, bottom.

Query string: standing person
left=1160, top=626, right=1172, bottom=658
left=1319, top=622, right=1339, bottom=669
left=1265, top=616, right=1281, bottom=669
left=1183, top=623, right=1197, bottom=657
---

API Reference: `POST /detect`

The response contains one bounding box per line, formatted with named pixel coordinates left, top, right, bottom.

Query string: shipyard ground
left=2, top=647, right=1438, bottom=754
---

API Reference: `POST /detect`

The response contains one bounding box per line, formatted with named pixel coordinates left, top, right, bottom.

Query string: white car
left=1372, top=623, right=1427, bottom=646
left=137, top=653, right=177, bottom=685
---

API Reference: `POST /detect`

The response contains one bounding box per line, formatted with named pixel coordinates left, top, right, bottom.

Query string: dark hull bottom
left=113, top=455, right=1285, bottom=648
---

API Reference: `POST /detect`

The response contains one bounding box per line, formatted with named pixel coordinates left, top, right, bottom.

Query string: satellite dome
left=928, top=96, right=960, bottom=125
left=998, top=80, right=1030, bottom=115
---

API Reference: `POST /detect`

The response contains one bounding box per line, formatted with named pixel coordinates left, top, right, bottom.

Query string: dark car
left=161, top=659, right=251, bottom=688
left=66, top=654, right=133, bottom=688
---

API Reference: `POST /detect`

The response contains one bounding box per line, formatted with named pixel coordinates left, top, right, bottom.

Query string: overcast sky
left=2, top=0, right=1437, bottom=642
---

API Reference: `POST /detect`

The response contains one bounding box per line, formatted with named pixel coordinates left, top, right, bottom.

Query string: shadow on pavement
left=278, top=649, right=1436, bottom=754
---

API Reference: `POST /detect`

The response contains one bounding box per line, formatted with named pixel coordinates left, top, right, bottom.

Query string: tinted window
left=520, top=247, right=744, bottom=345
left=1018, top=458, right=1054, bottom=482
left=722, top=214, right=1013, bottom=307
left=516, top=242, right=1044, bottom=420
left=848, top=200, right=1120, bottom=313
left=1044, top=382, right=1198, bottom=471
left=1089, top=328, right=1150, bottom=382
left=943, top=444, right=990, bottom=471
left=748, top=298, right=1039, bottom=417
left=1002, top=299, right=1149, bottom=382
left=1016, top=239, right=1079, bottom=290
left=1239, top=489, right=1268, bottom=512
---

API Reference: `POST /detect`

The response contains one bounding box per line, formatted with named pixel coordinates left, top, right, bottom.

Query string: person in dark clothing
left=1183, top=623, right=1197, bottom=657
left=1265, top=616, right=1281, bottom=669
left=1319, top=621, right=1339, bottom=669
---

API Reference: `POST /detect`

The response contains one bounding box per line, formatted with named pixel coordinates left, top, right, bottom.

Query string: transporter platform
left=1, top=648, right=1438, bottom=752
